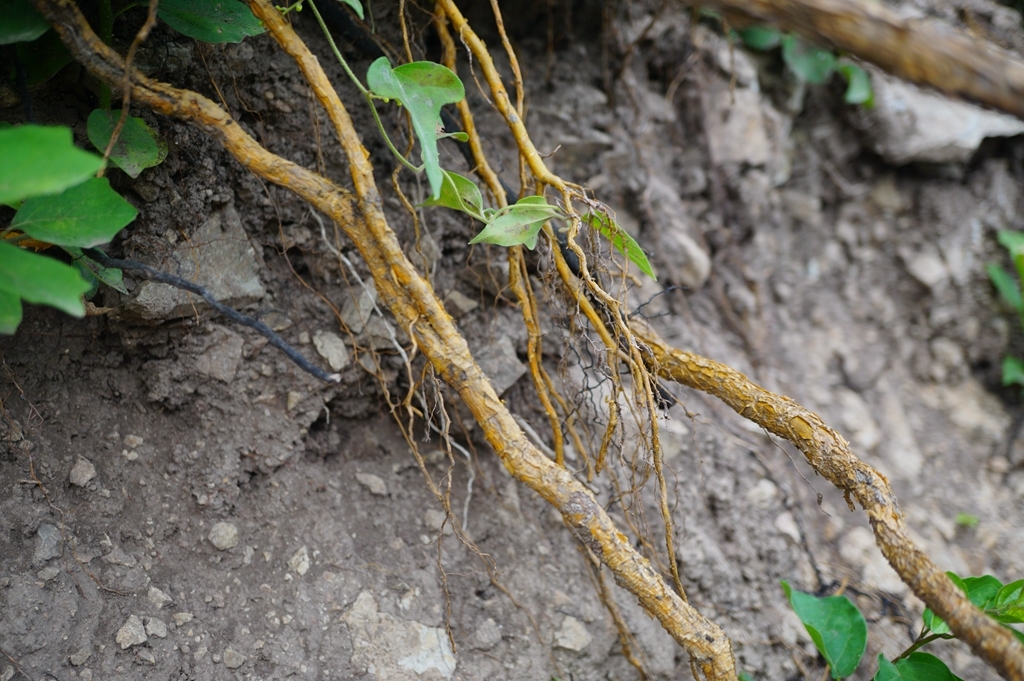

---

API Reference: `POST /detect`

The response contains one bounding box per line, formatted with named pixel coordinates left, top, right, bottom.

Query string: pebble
left=445, top=290, right=479, bottom=317
left=37, top=566, right=60, bottom=581
left=144, top=617, right=167, bottom=638
left=208, top=522, right=239, bottom=550
left=744, top=479, right=778, bottom=510
left=148, top=586, right=172, bottom=610
left=115, top=615, right=148, bottom=649
left=473, top=618, right=502, bottom=650
left=340, top=282, right=377, bottom=334
left=69, top=458, right=97, bottom=486
left=124, top=434, right=144, bottom=449
left=313, top=330, right=350, bottom=371
left=554, top=616, right=592, bottom=651
left=774, top=512, right=802, bottom=544
left=287, top=546, right=310, bottom=576
left=33, top=523, right=62, bottom=563
left=172, top=612, right=193, bottom=626
left=69, top=648, right=90, bottom=666
left=223, top=648, right=247, bottom=669
left=286, top=391, right=302, bottom=411
left=355, top=472, right=387, bottom=496
left=137, top=648, right=156, bottom=664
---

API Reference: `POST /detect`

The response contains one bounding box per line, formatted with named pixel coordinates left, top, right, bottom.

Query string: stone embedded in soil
left=33, top=523, right=62, bottom=564
left=208, top=522, right=239, bottom=550
left=69, top=458, right=97, bottom=486
left=554, top=616, right=592, bottom=652
left=172, top=612, right=193, bottom=626
left=123, top=434, right=144, bottom=449
left=137, top=648, right=156, bottom=664
left=115, top=615, right=147, bottom=649
left=69, top=648, right=90, bottom=666
left=444, top=290, right=478, bottom=317
left=37, top=566, right=59, bottom=581
left=287, top=546, right=310, bottom=576
left=222, top=648, right=246, bottom=669
left=773, top=512, right=801, bottom=544
left=313, top=330, right=350, bottom=371
left=355, top=472, right=387, bottom=496
left=340, top=281, right=377, bottom=334
left=195, top=326, right=245, bottom=383
left=147, top=586, right=172, bottom=610
left=473, top=618, right=502, bottom=650
left=144, top=617, right=167, bottom=639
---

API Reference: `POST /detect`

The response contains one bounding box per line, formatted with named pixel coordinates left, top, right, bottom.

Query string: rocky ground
left=2, top=1, right=1024, bottom=680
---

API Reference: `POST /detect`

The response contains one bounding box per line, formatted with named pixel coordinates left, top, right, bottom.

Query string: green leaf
left=584, top=211, right=656, bottom=280
left=738, top=26, right=781, bottom=51
left=86, top=109, right=168, bottom=178
left=0, top=0, right=50, bottom=45
left=992, top=580, right=1024, bottom=623
left=366, top=57, right=465, bottom=199
left=15, top=29, right=72, bottom=85
left=737, top=673, right=754, bottom=681
left=894, top=653, right=962, bottom=681
left=961, top=575, right=1003, bottom=609
left=63, top=247, right=128, bottom=294
left=0, top=126, right=103, bottom=205
left=438, top=130, right=469, bottom=142
left=13, top=177, right=138, bottom=248
left=782, top=581, right=867, bottom=678
left=420, top=170, right=485, bottom=221
left=922, top=572, right=965, bottom=635
left=0, top=289, right=23, bottom=334
left=954, top=513, right=979, bottom=528
left=998, top=230, right=1024, bottom=284
left=1002, top=356, right=1024, bottom=388
left=986, top=263, right=1023, bottom=312
left=334, top=0, right=363, bottom=19
left=782, top=34, right=836, bottom=84
left=874, top=656, right=901, bottom=681
left=469, top=196, right=562, bottom=250
left=0, top=241, right=89, bottom=318
left=838, top=62, right=873, bottom=106
left=158, top=0, right=265, bottom=43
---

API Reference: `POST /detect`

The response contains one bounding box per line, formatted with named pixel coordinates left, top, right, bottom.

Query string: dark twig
left=83, top=249, right=341, bottom=383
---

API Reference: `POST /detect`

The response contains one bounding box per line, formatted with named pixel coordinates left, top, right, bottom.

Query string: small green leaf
left=13, top=177, right=138, bottom=248
left=738, top=26, right=781, bottom=51
left=158, top=0, right=265, bottom=43
left=0, top=126, right=103, bottom=205
left=1002, top=356, right=1024, bottom=388
left=954, top=513, right=979, bottom=528
left=781, top=581, right=867, bottom=679
left=0, top=289, right=23, bottom=334
left=15, top=29, right=72, bottom=85
left=874, top=655, right=901, bottom=681
left=420, top=170, right=485, bottom=221
left=986, top=263, right=1023, bottom=312
left=0, top=0, right=50, bottom=45
left=63, top=247, right=128, bottom=294
left=334, top=0, right=363, bottom=19
left=838, top=62, right=873, bottom=106
left=366, top=57, right=465, bottom=199
left=0, top=241, right=89, bottom=318
left=737, top=673, right=754, bottom=681
left=782, top=34, right=836, bottom=84
left=893, top=653, right=962, bottom=681
left=961, top=575, right=1003, bottom=610
left=998, top=230, right=1024, bottom=284
left=469, top=196, right=562, bottom=250
left=584, top=211, right=656, bottom=280
left=439, top=131, right=469, bottom=142
left=87, top=110, right=168, bottom=179
left=992, top=580, right=1024, bottom=623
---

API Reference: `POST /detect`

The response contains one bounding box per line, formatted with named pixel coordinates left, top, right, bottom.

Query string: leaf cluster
left=776, top=572, right=1024, bottom=680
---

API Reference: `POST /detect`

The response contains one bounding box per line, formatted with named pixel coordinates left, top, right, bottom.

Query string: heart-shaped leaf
left=0, top=241, right=89, bottom=319
left=87, top=109, right=168, bottom=178
left=13, top=177, right=138, bottom=248
left=0, top=0, right=50, bottom=45
left=584, top=211, right=656, bottom=280
left=782, top=581, right=867, bottom=679
left=782, top=34, right=836, bottom=84
left=158, top=0, right=265, bottom=43
left=470, top=196, right=562, bottom=250
left=421, top=170, right=485, bottom=221
left=366, top=57, right=465, bottom=199
left=0, top=125, right=103, bottom=205
left=873, top=653, right=962, bottom=681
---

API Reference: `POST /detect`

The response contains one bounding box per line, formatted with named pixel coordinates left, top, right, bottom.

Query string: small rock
left=103, top=546, right=137, bottom=567
left=286, top=391, right=302, bottom=411
left=69, top=458, right=97, bottom=486
left=313, top=330, right=350, bottom=371
left=469, top=335, right=527, bottom=397
left=37, top=566, right=60, bottom=581
left=340, top=282, right=377, bottom=334
left=208, top=522, right=239, bottom=550
left=473, top=618, right=502, bottom=650
left=137, top=648, right=156, bottom=664
left=423, top=508, right=453, bottom=535
left=0, top=668, right=11, bottom=681
left=33, top=523, right=62, bottom=564
left=554, top=616, right=592, bottom=651
left=222, top=648, right=246, bottom=669
left=122, top=449, right=139, bottom=461
left=69, top=648, right=90, bottom=666
left=148, top=586, right=172, bottom=610
left=774, top=511, right=801, bottom=543
left=900, top=246, right=948, bottom=291
left=287, top=546, right=310, bottom=576
left=115, top=615, right=148, bottom=649
left=172, top=612, right=193, bottom=626
left=123, top=434, right=144, bottom=449
left=195, top=326, right=245, bottom=383
left=355, top=472, right=387, bottom=496
left=144, top=617, right=167, bottom=638
left=298, top=331, right=311, bottom=344
left=989, top=457, right=1011, bottom=474
left=445, top=290, right=479, bottom=317
left=744, top=479, right=778, bottom=510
